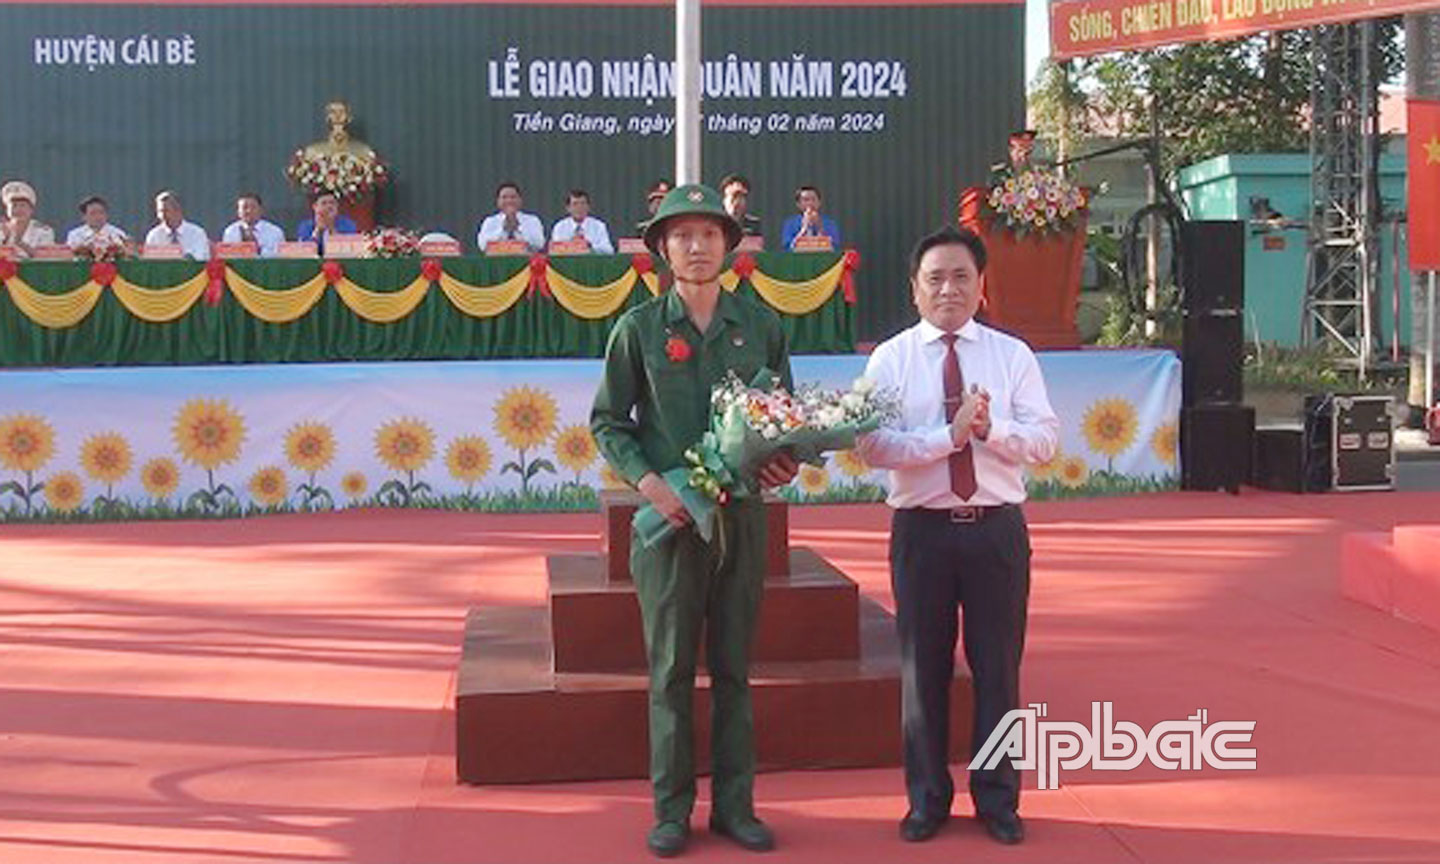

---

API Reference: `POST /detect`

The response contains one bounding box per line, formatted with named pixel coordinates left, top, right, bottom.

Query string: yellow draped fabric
left=226, top=270, right=330, bottom=324
left=110, top=272, right=210, bottom=323
left=333, top=276, right=431, bottom=324
left=546, top=266, right=641, bottom=320
left=640, top=272, right=661, bottom=296
left=435, top=267, right=530, bottom=319
left=2, top=277, right=105, bottom=329
left=738, top=257, right=846, bottom=315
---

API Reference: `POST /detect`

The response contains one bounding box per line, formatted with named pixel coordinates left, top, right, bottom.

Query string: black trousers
left=890, top=505, right=1030, bottom=820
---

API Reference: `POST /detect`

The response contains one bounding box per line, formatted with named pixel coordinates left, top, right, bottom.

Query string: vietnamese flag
left=1408, top=99, right=1440, bottom=271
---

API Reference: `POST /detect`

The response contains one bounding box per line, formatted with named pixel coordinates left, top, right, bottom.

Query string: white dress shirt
left=549, top=215, right=614, bottom=254
left=1, top=221, right=55, bottom=256
left=857, top=317, right=1058, bottom=509
left=221, top=218, right=285, bottom=258
left=65, top=222, right=129, bottom=247
left=476, top=211, right=545, bottom=254
left=144, top=220, right=210, bottom=260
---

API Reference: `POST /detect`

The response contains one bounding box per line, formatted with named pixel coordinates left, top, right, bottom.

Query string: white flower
left=762, top=424, right=781, bottom=440
left=852, top=376, right=876, bottom=396
left=840, top=393, right=865, bottom=413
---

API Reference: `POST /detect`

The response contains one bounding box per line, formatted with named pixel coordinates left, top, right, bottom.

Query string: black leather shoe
left=647, top=821, right=689, bottom=858
left=899, top=811, right=948, bottom=842
left=708, top=814, right=775, bottom=852
left=979, top=811, right=1025, bottom=845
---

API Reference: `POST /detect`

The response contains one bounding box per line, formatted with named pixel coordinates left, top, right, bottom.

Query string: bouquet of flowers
left=983, top=166, right=1088, bottom=237
left=365, top=226, right=420, bottom=259
left=71, top=234, right=130, bottom=262
left=285, top=150, right=389, bottom=202
left=633, top=369, right=897, bottom=548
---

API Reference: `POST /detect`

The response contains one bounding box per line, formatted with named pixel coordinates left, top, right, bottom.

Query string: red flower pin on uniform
left=665, top=335, right=692, bottom=363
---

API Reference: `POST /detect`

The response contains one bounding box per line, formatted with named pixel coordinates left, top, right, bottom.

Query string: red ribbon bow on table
left=421, top=257, right=444, bottom=283
left=840, top=248, right=860, bottom=305
left=321, top=259, right=345, bottom=285
left=204, top=259, right=227, bottom=306
left=664, top=335, right=692, bottom=363
left=0, top=258, right=17, bottom=283
left=90, top=261, right=118, bottom=287
left=528, top=253, right=551, bottom=298
left=731, top=252, right=756, bottom=281
left=631, top=252, right=653, bottom=275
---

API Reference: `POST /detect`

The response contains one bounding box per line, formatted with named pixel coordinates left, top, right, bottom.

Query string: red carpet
left=3, top=492, right=1440, bottom=863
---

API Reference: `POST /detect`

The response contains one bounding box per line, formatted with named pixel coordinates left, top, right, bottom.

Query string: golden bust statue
left=303, top=101, right=376, bottom=161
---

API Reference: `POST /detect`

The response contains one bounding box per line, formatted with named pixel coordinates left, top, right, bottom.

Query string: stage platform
left=3, top=490, right=1440, bottom=863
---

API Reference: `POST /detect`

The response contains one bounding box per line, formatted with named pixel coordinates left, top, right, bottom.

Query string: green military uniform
left=591, top=192, right=792, bottom=827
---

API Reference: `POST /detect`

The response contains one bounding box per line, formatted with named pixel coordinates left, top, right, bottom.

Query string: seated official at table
left=221, top=192, right=285, bottom=257
left=65, top=196, right=130, bottom=249
left=550, top=189, right=614, bottom=254
left=144, top=190, right=210, bottom=260
left=476, top=180, right=545, bottom=254
left=295, top=192, right=358, bottom=257
left=0, top=180, right=55, bottom=257
left=720, top=173, right=763, bottom=238
left=780, top=185, right=843, bottom=250
left=633, top=178, right=672, bottom=234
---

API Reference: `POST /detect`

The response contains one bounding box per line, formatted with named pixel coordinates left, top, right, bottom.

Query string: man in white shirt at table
left=221, top=193, right=285, bottom=257
left=65, top=196, right=130, bottom=249
left=475, top=181, right=545, bottom=254
left=856, top=225, right=1057, bottom=849
left=144, top=190, right=210, bottom=260
left=549, top=188, right=614, bottom=254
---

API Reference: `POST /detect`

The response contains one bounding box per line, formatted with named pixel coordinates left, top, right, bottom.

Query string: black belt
left=902, top=503, right=1017, bottom=524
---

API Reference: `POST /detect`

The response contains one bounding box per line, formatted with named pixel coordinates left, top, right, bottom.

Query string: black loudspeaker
left=1182, top=313, right=1244, bottom=405
left=1253, top=426, right=1310, bottom=493
left=1181, top=404, right=1255, bottom=493
left=1180, top=221, right=1245, bottom=312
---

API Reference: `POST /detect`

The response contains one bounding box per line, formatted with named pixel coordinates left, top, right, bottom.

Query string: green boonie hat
left=643, top=183, right=743, bottom=257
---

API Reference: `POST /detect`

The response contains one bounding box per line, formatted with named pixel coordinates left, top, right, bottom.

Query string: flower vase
left=959, top=187, right=1085, bottom=349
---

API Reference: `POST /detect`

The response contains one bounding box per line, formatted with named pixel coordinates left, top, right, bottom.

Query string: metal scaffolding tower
left=1305, top=21, right=1381, bottom=376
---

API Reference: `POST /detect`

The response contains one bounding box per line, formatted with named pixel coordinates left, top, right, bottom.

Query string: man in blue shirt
left=295, top=192, right=358, bottom=256
left=779, top=185, right=842, bottom=251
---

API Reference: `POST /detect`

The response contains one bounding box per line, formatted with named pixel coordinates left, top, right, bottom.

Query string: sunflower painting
left=80, top=432, right=133, bottom=509
left=248, top=466, right=289, bottom=508
left=341, top=471, right=368, bottom=501
left=141, top=457, right=181, bottom=501
left=1058, top=456, right=1090, bottom=489
left=172, top=399, right=247, bottom=512
left=797, top=464, right=830, bottom=498
left=0, top=413, right=56, bottom=514
left=832, top=449, right=869, bottom=479
left=493, top=387, right=559, bottom=495
left=374, top=418, right=435, bottom=506
left=1151, top=422, right=1178, bottom=467
left=45, top=471, right=84, bottom=513
left=286, top=422, right=337, bottom=509
left=446, top=437, right=492, bottom=499
left=552, top=424, right=597, bottom=486
left=1028, top=446, right=1063, bottom=483
left=1081, top=397, right=1138, bottom=472
left=599, top=462, right=630, bottom=491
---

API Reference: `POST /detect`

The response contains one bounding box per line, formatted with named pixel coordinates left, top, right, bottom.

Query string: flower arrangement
left=633, top=369, right=897, bottom=547
left=285, top=150, right=389, bottom=202
left=365, top=227, right=420, bottom=259
left=71, top=234, right=130, bottom=262
left=984, top=166, right=1089, bottom=237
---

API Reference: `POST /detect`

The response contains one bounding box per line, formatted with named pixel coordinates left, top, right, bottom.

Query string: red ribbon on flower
left=731, top=252, right=756, bottom=280
left=840, top=248, right=860, bottom=305
left=321, top=259, right=345, bottom=285
left=664, top=334, right=692, bottom=363
left=421, top=257, right=444, bottom=283
left=90, top=261, right=118, bottom=287
left=204, top=258, right=227, bottom=306
left=631, top=252, right=653, bottom=275
left=528, top=253, right=551, bottom=298
left=0, top=258, right=17, bottom=283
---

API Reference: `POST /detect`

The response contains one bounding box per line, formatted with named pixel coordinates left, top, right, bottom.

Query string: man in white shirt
left=221, top=193, right=285, bottom=257
left=144, top=191, right=210, bottom=260
left=475, top=181, right=545, bottom=254
left=65, top=196, right=129, bottom=249
left=549, top=188, right=614, bottom=254
left=856, top=225, right=1058, bottom=848
left=1, top=181, right=56, bottom=257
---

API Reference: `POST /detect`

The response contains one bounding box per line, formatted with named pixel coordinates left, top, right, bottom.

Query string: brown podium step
left=548, top=547, right=860, bottom=672
left=455, top=598, right=973, bottom=785
left=600, top=490, right=789, bottom=581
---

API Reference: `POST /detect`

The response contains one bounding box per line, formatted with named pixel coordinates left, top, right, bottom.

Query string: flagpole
left=675, top=0, right=701, bottom=185
left=1428, top=270, right=1436, bottom=411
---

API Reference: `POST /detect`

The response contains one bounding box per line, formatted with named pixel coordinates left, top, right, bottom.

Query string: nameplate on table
left=214, top=242, right=258, bottom=259
left=141, top=244, right=185, bottom=260
left=0, top=245, right=16, bottom=260
left=617, top=237, right=647, bottom=254
left=32, top=245, right=74, bottom=260
left=485, top=239, right=530, bottom=256
left=792, top=235, right=834, bottom=252
left=419, top=239, right=462, bottom=257
left=548, top=239, right=591, bottom=256
left=736, top=236, right=765, bottom=252
left=324, top=234, right=367, bottom=259
left=277, top=241, right=319, bottom=259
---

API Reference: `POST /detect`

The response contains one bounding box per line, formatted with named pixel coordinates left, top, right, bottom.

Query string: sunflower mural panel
left=0, top=350, right=1180, bottom=523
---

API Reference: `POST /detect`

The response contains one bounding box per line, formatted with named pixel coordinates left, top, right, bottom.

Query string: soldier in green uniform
left=591, top=184, right=799, bottom=858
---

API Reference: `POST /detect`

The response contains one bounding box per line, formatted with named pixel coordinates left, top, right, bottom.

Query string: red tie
left=941, top=333, right=978, bottom=501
